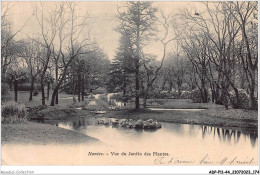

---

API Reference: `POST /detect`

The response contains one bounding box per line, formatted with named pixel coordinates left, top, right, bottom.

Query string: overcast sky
left=4, top=1, right=198, bottom=61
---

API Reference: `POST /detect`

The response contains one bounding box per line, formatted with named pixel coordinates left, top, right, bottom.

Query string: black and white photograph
left=1, top=0, right=258, bottom=171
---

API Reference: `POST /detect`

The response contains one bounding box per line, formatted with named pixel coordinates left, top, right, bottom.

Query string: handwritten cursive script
left=153, top=154, right=257, bottom=165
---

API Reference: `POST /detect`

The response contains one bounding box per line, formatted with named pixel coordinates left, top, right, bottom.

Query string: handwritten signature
left=154, top=154, right=257, bottom=165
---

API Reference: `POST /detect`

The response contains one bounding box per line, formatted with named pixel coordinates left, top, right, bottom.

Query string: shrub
left=27, top=105, right=47, bottom=119
left=2, top=101, right=27, bottom=123
left=109, top=93, right=122, bottom=101
left=1, top=83, right=11, bottom=102
left=191, top=89, right=210, bottom=103
left=228, top=89, right=249, bottom=109
left=27, top=105, right=76, bottom=120
left=33, top=90, right=39, bottom=96
left=17, top=83, right=41, bottom=91
left=1, top=83, right=9, bottom=96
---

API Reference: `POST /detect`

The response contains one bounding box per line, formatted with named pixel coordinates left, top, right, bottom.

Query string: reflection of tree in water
left=72, top=118, right=87, bottom=130
left=222, top=128, right=226, bottom=142
left=201, top=126, right=215, bottom=139
left=235, top=131, right=241, bottom=144
left=188, top=124, right=196, bottom=136
left=203, top=126, right=256, bottom=146
left=225, top=129, right=231, bottom=143
left=201, top=126, right=207, bottom=139
left=249, top=132, right=257, bottom=148
left=163, top=123, right=184, bottom=135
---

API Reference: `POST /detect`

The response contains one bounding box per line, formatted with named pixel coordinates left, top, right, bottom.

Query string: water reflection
left=250, top=132, right=258, bottom=148
left=41, top=117, right=258, bottom=151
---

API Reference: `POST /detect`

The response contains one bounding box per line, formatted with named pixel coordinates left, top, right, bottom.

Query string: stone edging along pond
left=97, top=118, right=162, bottom=130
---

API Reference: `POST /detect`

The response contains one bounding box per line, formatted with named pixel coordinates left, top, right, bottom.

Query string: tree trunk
left=177, top=85, right=181, bottom=99
left=29, top=78, right=34, bottom=101
left=248, top=70, right=256, bottom=109
left=81, top=74, right=84, bottom=101
left=248, top=68, right=256, bottom=110
left=14, top=79, right=18, bottom=102
left=135, top=65, right=140, bottom=109
left=78, top=72, right=81, bottom=102
left=51, top=88, right=58, bottom=106
left=135, top=2, right=140, bottom=110
left=47, top=81, right=50, bottom=100
left=50, top=57, right=75, bottom=106
left=169, top=82, right=173, bottom=92
left=55, top=62, right=59, bottom=104
left=41, top=77, right=45, bottom=105
left=41, top=49, right=51, bottom=105
left=201, top=79, right=207, bottom=103
left=143, top=96, right=147, bottom=108
left=232, top=87, right=239, bottom=109
left=55, top=92, right=58, bottom=104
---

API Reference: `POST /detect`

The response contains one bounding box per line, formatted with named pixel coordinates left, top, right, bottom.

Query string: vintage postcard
left=1, top=0, right=258, bottom=172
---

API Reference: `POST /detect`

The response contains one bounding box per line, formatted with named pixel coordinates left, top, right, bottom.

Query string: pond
left=41, top=117, right=258, bottom=162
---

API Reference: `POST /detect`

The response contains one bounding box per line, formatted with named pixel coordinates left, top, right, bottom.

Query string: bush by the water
left=228, top=89, right=249, bottom=109
left=191, top=89, right=210, bottom=103
left=2, top=101, right=27, bottom=123
left=28, top=105, right=76, bottom=120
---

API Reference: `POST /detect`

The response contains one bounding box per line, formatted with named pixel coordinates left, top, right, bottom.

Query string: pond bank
left=99, top=108, right=258, bottom=131
left=1, top=122, right=101, bottom=145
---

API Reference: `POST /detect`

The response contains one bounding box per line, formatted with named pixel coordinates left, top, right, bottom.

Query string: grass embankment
left=1, top=121, right=100, bottom=145
left=2, top=91, right=103, bottom=145
left=26, top=97, right=257, bottom=130
left=100, top=99, right=258, bottom=130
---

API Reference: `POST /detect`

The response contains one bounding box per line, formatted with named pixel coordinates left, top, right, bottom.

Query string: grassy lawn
left=1, top=121, right=101, bottom=145
left=146, top=98, right=214, bottom=109
left=5, top=90, right=110, bottom=109
left=2, top=91, right=103, bottom=144
left=5, top=90, right=77, bottom=107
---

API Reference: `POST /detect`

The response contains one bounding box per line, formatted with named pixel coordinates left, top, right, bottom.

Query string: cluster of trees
left=2, top=2, right=257, bottom=110
left=108, top=2, right=257, bottom=110
left=1, top=2, right=110, bottom=105
left=60, top=47, right=110, bottom=102
left=177, top=2, right=258, bottom=109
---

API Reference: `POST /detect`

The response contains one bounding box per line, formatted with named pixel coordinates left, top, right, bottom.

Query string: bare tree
left=141, top=12, right=178, bottom=107
left=178, top=2, right=248, bottom=108
left=50, top=2, right=91, bottom=106
left=1, top=3, right=25, bottom=77
left=228, top=1, right=258, bottom=109
left=34, top=3, right=60, bottom=105
left=22, top=39, right=42, bottom=101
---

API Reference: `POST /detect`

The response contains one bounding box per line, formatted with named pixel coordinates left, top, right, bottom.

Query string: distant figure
left=194, top=12, right=200, bottom=16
